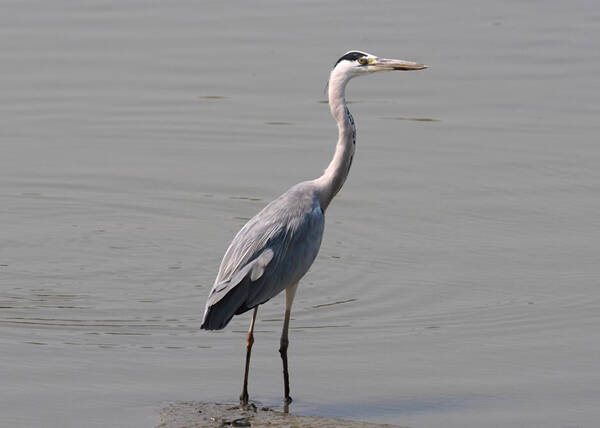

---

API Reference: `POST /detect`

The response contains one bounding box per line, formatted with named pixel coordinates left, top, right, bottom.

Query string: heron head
left=332, top=50, right=427, bottom=77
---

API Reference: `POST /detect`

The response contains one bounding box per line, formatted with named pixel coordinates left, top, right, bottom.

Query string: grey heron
left=201, top=51, right=426, bottom=408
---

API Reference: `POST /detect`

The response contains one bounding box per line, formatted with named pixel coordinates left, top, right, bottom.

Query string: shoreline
left=158, top=402, right=406, bottom=428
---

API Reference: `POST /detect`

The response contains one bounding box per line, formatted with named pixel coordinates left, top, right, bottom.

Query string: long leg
left=279, top=283, right=298, bottom=411
left=240, top=306, right=258, bottom=406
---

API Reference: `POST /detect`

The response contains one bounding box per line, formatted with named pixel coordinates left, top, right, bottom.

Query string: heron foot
left=283, top=396, right=292, bottom=413
left=239, top=392, right=249, bottom=407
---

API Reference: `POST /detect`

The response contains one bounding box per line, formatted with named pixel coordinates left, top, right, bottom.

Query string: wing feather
left=201, top=182, right=324, bottom=330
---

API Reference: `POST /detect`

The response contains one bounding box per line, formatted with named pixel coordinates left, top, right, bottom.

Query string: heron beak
left=371, top=58, right=427, bottom=71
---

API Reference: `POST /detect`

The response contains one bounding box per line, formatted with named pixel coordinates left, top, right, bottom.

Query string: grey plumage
left=201, top=181, right=324, bottom=330
left=199, top=51, right=426, bottom=406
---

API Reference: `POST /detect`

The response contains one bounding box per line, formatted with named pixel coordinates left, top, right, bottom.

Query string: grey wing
left=244, top=202, right=324, bottom=309
left=201, top=184, right=324, bottom=330
left=203, top=247, right=275, bottom=309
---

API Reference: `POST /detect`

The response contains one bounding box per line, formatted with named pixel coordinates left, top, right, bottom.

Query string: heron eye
left=357, top=57, right=368, bottom=65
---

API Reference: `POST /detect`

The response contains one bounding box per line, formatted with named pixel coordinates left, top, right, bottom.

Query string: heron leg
left=279, top=283, right=298, bottom=411
left=240, top=306, right=258, bottom=407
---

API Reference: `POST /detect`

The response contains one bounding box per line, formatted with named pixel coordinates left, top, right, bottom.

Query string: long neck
left=315, top=70, right=356, bottom=212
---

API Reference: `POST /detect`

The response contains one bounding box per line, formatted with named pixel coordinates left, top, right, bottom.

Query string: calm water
left=1, top=1, right=600, bottom=427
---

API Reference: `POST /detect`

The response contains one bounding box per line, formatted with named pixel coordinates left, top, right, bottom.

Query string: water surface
left=1, top=1, right=600, bottom=427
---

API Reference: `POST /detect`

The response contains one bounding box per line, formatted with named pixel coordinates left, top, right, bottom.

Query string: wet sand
left=159, top=402, right=405, bottom=428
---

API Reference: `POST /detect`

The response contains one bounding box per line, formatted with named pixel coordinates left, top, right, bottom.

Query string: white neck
left=315, top=68, right=356, bottom=212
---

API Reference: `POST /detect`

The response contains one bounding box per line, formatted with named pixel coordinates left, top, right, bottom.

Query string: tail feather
left=201, top=248, right=275, bottom=330
left=200, top=279, right=252, bottom=330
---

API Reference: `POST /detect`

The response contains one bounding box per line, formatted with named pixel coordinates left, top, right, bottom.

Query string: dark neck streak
left=315, top=74, right=356, bottom=212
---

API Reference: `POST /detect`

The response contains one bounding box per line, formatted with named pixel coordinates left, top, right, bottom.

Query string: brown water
left=1, top=1, right=600, bottom=427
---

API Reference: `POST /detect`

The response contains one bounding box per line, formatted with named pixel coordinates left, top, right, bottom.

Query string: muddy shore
left=158, top=402, right=406, bottom=428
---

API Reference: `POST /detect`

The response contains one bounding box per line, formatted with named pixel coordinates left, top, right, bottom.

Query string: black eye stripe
left=333, top=51, right=367, bottom=67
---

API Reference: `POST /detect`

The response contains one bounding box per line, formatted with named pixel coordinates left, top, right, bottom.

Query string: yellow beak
left=371, top=58, right=428, bottom=71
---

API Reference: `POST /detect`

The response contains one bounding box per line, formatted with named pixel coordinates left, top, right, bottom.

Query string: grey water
left=1, top=1, right=599, bottom=427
